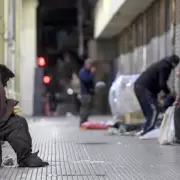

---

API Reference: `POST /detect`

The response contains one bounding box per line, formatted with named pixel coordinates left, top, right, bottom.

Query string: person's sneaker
left=135, top=130, right=144, bottom=136
left=18, top=151, right=49, bottom=168
left=173, top=138, right=180, bottom=144
left=139, top=134, right=147, bottom=140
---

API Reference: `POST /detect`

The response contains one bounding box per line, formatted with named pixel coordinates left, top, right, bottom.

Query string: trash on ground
left=66, top=112, right=73, bottom=117
left=80, top=122, right=108, bottom=130
left=2, top=156, right=16, bottom=167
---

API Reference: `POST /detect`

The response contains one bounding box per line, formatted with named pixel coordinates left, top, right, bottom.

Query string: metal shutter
left=175, top=0, right=180, bottom=93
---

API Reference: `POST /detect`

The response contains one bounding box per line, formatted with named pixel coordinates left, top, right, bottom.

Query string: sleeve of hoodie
left=0, top=75, right=18, bottom=117
left=79, top=69, right=95, bottom=92
left=79, top=69, right=94, bottom=82
left=159, top=62, right=172, bottom=94
left=0, top=78, right=7, bottom=117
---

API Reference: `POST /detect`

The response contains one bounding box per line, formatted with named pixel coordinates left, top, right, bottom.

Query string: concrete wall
left=115, top=0, right=174, bottom=90
left=94, top=0, right=125, bottom=38
left=20, top=0, right=37, bottom=116
left=0, top=0, right=37, bottom=115
left=94, top=0, right=155, bottom=38
left=175, top=0, right=180, bottom=94
left=0, top=0, right=21, bottom=100
left=94, top=0, right=176, bottom=90
left=88, top=39, right=118, bottom=61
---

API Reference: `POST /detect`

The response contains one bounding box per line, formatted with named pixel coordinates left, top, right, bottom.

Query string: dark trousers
left=80, top=94, right=92, bottom=124
left=134, top=84, right=158, bottom=134
left=174, top=105, right=180, bottom=140
left=0, top=115, right=32, bottom=164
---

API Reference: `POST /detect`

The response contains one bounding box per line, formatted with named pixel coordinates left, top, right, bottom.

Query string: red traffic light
left=38, top=57, right=46, bottom=67
left=43, top=76, right=51, bottom=84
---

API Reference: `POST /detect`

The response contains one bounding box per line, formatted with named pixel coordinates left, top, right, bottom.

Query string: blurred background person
left=78, top=59, right=96, bottom=126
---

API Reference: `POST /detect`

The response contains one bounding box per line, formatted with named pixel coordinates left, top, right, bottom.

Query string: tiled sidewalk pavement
left=1, top=116, right=180, bottom=180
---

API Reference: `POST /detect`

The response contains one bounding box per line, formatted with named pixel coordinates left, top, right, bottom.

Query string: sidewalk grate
left=1, top=117, right=180, bottom=180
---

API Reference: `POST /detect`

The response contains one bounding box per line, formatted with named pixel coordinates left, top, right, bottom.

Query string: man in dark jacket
left=0, top=64, right=49, bottom=167
left=78, top=59, right=96, bottom=125
left=134, top=54, right=180, bottom=136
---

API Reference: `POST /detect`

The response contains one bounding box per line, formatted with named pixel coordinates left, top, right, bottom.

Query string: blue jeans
left=134, top=84, right=158, bottom=134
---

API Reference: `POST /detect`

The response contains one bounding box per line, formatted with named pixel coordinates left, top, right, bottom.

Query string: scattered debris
left=2, top=156, right=16, bottom=167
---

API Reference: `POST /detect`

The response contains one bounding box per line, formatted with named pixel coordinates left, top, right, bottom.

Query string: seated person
left=0, top=64, right=49, bottom=167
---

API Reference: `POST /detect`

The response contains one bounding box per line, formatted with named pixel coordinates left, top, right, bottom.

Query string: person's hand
left=91, top=66, right=96, bottom=73
left=173, top=96, right=180, bottom=106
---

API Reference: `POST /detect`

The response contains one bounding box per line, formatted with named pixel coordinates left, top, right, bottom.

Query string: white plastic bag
left=158, top=106, right=175, bottom=145
left=108, top=74, right=140, bottom=117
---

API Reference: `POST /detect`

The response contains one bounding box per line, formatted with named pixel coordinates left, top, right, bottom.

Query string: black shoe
left=18, top=151, right=49, bottom=167
left=80, top=120, right=88, bottom=127
left=173, top=138, right=180, bottom=144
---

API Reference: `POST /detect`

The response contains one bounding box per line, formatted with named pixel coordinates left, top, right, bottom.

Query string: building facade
left=93, top=0, right=180, bottom=93
left=0, top=0, right=22, bottom=100
left=0, top=0, right=37, bottom=116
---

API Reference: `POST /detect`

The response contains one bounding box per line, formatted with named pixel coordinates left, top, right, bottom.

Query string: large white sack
left=158, top=106, right=175, bottom=145
left=108, top=74, right=141, bottom=117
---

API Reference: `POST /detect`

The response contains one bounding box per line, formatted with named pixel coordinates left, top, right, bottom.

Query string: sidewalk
left=1, top=116, right=180, bottom=180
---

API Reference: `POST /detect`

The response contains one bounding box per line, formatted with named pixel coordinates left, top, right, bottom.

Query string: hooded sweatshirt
left=135, top=56, right=178, bottom=95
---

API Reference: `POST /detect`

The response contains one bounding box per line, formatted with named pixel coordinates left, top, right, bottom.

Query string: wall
left=88, top=39, right=118, bottom=61
left=0, top=0, right=21, bottom=101
left=175, top=0, right=180, bottom=93
left=94, top=0, right=126, bottom=38
left=116, top=0, right=174, bottom=88
left=20, top=0, right=37, bottom=116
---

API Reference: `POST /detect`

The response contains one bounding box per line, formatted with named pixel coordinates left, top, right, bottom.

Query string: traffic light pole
left=77, top=0, right=84, bottom=58
left=33, top=67, right=45, bottom=116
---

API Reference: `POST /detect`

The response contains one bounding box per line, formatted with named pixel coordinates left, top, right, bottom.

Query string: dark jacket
left=135, top=58, right=173, bottom=95
left=0, top=79, right=18, bottom=124
left=0, top=65, right=18, bottom=124
left=78, top=67, right=95, bottom=95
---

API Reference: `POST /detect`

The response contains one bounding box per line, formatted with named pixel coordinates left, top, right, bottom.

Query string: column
left=21, top=0, right=37, bottom=116
left=0, top=0, right=5, bottom=65
left=14, top=0, right=22, bottom=102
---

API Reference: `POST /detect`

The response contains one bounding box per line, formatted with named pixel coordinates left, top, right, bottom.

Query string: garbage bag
left=108, top=74, right=140, bottom=118
left=80, top=122, right=108, bottom=130
left=158, top=106, right=175, bottom=145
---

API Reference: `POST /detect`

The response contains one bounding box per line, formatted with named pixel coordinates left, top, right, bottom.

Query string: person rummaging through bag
left=78, top=59, right=96, bottom=126
left=134, top=54, right=180, bottom=137
left=0, top=64, right=49, bottom=167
